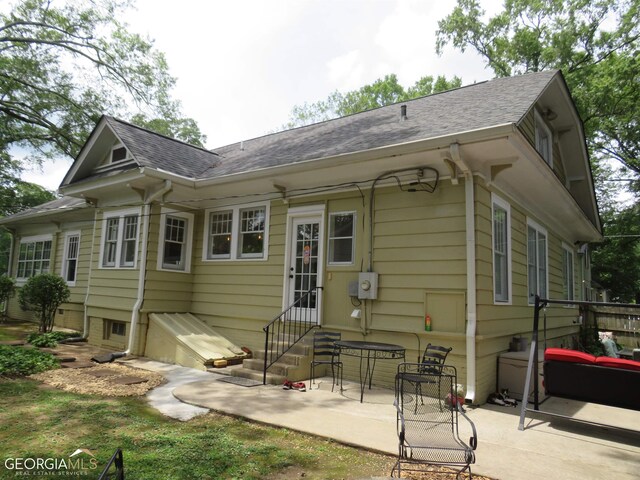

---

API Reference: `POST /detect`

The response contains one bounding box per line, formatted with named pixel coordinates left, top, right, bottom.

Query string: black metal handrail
left=97, top=448, right=124, bottom=480
left=262, top=286, right=322, bottom=384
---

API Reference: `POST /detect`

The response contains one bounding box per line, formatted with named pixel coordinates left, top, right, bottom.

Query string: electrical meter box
left=358, top=272, right=378, bottom=299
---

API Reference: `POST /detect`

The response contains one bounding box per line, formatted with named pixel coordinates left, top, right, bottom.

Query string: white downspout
left=81, top=211, right=99, bottom=339
left=123, top=180, right=171, bottom=355
left=88, top=180, right=172, bottom=360
left=124, top=202, right=151, bottom=355
left=449, top=143, right=477, bottom=403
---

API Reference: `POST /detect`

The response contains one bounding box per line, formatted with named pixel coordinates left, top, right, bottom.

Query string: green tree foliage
left=18, top=273, right=70, bottom=332
left=591, top=203, right=640, bottom=303
left=0, top=0, right=206, bottom=167
left=437, top=0, right=640, bottom=301
left=283, top=74, right=462, bottom=128
left=0, top=156, right=56, bottom=274
left=436, top=0, right=640, bottom=177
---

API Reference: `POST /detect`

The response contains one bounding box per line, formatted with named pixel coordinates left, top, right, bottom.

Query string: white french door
left=285, top=209, right=324, bottom=323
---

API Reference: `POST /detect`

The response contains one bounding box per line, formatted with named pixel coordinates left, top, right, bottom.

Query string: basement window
left=104, top=320, right=126, bottom=339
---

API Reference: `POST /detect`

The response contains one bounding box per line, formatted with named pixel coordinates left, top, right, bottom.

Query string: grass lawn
left=0, top=320, right=38, bottom=342
left=0, top=378, right=394, bottom=479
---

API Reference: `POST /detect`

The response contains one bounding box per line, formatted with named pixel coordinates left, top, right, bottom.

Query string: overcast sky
left=22, top=0, right=502, bottom=190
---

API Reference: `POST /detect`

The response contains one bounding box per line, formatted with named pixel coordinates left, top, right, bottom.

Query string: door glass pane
left=292, top=221, right=319, bottom=309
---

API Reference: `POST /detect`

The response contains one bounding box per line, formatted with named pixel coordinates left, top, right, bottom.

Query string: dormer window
left=111, top=145, right=128, bottom=163
left=534, top=111, right=553, bottom=167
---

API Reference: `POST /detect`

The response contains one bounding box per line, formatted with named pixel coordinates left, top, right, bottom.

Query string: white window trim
left=491, top=194, right=512, bottom=305
left=157, top=209, right=194, bottom=273
left=202, top=202, right=270, bottom=262
left=327, top=211, right=356, bottom=266
left=61, top=231, right=81, bottom=286
left=16, top=234, right=53, bottom=283
left=534, top=110, right=553, bottom=167
left=527, top=218, right=549, bottom=305
left=562, top=242, right=575, bottom=301
left=99, top=207, right=141, bottom=269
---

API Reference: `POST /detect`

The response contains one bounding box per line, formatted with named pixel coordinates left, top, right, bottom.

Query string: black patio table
left=334, top=340, right=406, bottom=402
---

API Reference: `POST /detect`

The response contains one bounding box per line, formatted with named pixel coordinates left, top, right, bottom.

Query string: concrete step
left=250, top=350, right=306, bottom=366
left=259, top=341, right=311, bottom=357
left=233, top=368, right=286, bottom=386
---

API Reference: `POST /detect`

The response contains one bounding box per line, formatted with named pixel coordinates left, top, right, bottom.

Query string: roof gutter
left=193, top=124, right=516, bottom=188
left=447, top=143, right=477, bottom=404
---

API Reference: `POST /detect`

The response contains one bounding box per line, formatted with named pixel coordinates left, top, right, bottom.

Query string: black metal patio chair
left=409, top=344, right=452, bottom=412
left=392, top=363, right=477, bottom=479
left=310, top=330, right=343, bottom=392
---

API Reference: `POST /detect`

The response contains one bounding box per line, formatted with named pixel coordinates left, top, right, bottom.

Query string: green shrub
left=0, top=345, right=59, bottom=376
left=27, top=331, right=77, bottom=348
left=18, top=273, right=70, bottom=333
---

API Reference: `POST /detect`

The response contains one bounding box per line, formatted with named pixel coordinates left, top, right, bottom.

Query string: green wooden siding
left=474, top=181, right=583, bottom=401
left=85, top=210, right=140, bottom=314
left=141, top=204, right=194, bottom=313
left=518, top=109, right=567, bottom=184
left=189, top=201, right=287, bottom=348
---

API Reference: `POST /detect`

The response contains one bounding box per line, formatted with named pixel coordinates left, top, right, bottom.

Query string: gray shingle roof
left=198, top=70, right=558, bottom=179
left=0, top=196, right=87, bottom=224
left=97, top=70, right=559, bottom=182
left=104, top=117, right=220, bottom=178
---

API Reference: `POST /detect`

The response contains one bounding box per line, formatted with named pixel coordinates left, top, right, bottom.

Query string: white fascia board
left=193, top=124, right=517, bottom=189
left=59, top=169, right=146, bottom=197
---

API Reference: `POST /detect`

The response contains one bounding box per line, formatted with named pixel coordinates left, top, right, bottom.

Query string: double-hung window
left=62, top=232, right=80, bottom=285
left=204, top=203, right=270, bottom=261
left=101, top=209, right=140, bottom=268
left=527, top=219, right=548, bottom=304
left=17, top=235, right=52, bottom=280
left=328, top=212, right=355, bottom=265
left=535, top=111, right=553, bottom=166
left=158, top=210, right=194, bottom=272
left=562, top=243, right=575, bottom=301
left=239, top=207, right=266, bottom=258
left=492, top=195, right=511, bottom=303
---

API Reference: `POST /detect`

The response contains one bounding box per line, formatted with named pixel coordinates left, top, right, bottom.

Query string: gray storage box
left=498, top=350, right=547, bottom=403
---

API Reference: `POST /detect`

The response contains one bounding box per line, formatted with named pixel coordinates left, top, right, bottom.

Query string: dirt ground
left=30, top=361, right=165, bottom=396
left=21, top=340, right=164, bottom=396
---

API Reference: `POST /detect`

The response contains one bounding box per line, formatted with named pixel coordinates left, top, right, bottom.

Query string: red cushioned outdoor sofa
left=544, top=348, right=640, bottom=411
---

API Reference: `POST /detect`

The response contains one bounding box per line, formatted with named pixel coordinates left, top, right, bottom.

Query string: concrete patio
left=168, top=373, right=640, bottom=480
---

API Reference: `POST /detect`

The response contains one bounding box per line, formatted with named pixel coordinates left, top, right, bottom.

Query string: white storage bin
left=498, top=350, right=547, bottom=403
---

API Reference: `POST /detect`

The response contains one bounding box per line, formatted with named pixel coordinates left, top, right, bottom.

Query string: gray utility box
left=498, top=350, right=547, bottom=403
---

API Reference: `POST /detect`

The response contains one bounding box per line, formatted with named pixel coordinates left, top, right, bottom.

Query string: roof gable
left=61, top=116, right=220, bottom=187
